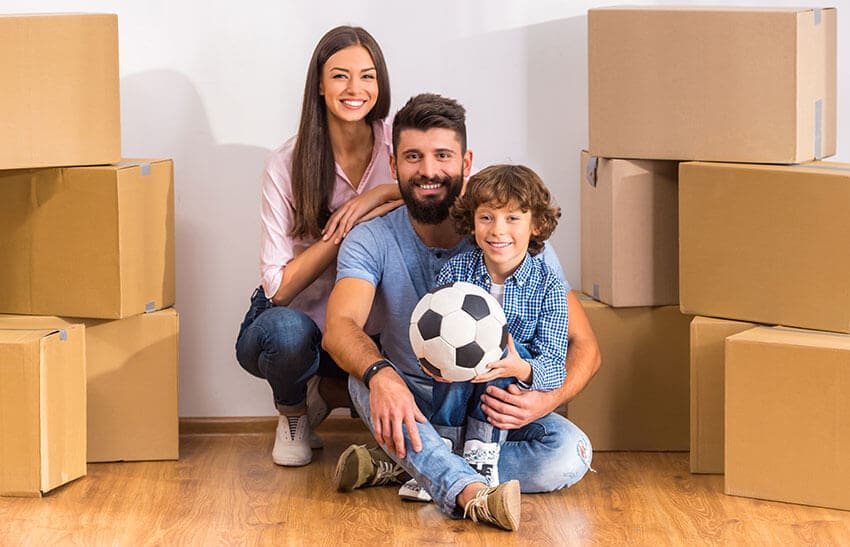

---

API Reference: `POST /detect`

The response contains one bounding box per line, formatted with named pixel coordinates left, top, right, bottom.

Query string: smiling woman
left=234, top=26, right=402, bottom=468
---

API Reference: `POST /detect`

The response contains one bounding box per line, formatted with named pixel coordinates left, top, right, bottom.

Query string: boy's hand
left=471, top=334, right=532, bottom=384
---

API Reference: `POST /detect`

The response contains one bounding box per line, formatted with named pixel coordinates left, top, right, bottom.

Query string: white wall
left=3, top=1, right=847, bottom=417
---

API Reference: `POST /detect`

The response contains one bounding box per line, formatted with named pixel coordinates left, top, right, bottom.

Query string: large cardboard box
left=689, top=316, right=756, bottom=474
left=588, top=7, right=836, bottom=163
left=725, top=326, right=850, bottom=511
left=0, top=310, right=180, bottom=462
left=569, top=295, right=692, bottom=450
left=0, top=160, right=175, bottom=319
left=0, top=13, right=120, bottom=169
left=0, top=324, right=86, bottom=496
left=679, top=161, right=850, bottom=334
left=580, top=151, right=678, bottom=307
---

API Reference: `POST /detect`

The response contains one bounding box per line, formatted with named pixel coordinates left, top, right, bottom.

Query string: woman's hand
left=471, top=334, right=532, bottom=384
left=322, top=184, right=402, bottom=244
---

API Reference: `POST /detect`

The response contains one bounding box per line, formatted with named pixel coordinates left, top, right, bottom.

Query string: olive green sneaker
left=334, top=444, right=409, bottom=492
left=462, top=480, right=521, bottom=531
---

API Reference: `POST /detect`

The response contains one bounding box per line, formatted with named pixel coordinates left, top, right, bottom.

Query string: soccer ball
left=409, top=281, right=508, bottom=382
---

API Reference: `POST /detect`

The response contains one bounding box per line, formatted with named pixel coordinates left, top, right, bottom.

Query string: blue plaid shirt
left=436, top=248, right=568, bottom=391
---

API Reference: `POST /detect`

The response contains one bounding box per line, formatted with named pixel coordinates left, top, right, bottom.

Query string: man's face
left=391, top=128, right=472, bottom=225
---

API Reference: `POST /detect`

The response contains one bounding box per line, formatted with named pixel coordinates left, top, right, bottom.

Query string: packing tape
left=116, top=161, right=152, bottom=176
left=814, top=99, right=823, bottom=160
left=814, top=8, right=822, bottom=25
left=593, top=283, right=600, bottom=300
left=789, top=162, right=850, bottom=174
left=59, top=329, right=67, bottom=341
left=145, top=301, right=156, bottom=313
left=585, top=156, right=598, bottom=188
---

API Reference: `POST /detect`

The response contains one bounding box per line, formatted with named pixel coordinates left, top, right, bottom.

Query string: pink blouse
left=260, top=118, right=394, bottom=331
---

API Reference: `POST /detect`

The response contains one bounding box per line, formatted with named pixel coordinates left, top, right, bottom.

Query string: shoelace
left=371, top=460, right=403, bottom=486
left=285, top=416, right=302, bottom=439
left=463, top=486, right=496, bottom=523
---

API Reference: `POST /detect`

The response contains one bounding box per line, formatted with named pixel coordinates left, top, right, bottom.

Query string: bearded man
left=322, top=93, right=601, bottom=531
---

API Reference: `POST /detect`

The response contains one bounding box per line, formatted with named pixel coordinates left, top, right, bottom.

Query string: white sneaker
left=398, top=478, right=432, bottom=502
left=306, top=376, right=330, bottom=449
left=272, top=414, right=312, bottom=466
left=463, top=439, right=501, bottom=486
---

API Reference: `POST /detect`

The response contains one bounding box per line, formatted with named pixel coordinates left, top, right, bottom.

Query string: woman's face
left=320, top=45, right=378, bottom=124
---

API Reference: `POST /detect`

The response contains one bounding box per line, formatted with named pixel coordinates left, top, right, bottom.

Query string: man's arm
left=480, top=290, right=601, bottom=429
left=323, top=277, right=426, bottom=458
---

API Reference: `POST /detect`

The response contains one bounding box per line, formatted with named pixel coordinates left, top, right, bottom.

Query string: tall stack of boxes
left=585, top=6, right=848, bottom=511
left=0, top=14, right=179, bottom=497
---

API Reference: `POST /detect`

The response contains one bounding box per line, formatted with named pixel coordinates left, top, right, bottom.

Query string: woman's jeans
left=234, top=287, right=344, bottom=410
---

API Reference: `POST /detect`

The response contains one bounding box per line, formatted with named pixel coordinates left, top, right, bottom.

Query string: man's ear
left=389, top=154, right=398, bottom=179
left=462, top=149, right=473, bottom=177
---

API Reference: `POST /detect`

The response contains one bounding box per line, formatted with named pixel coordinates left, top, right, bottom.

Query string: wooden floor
left=2, top=419, right=849, bottom=546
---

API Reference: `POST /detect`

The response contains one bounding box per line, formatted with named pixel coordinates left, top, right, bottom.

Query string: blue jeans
left=234, top=287, right=345, bottom=410
left=349, top=371, right=593, bottom=518
left=430, top=344, right=532, bottom=446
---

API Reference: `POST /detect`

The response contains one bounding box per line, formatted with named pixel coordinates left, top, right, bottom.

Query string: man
left=323, top=94, right=601, bottom=531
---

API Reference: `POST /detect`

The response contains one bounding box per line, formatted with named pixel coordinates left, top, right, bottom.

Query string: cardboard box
left=0, top=13, right=120, bottom=169
left=580, top=151, right=678, bottom=307
left=679, top=161, right=850, bottom=333
left=689, top=316, right=756, bottom=474
left=588, top=7, right=836, bottom=163
left=725, top=326, right=850, bottom=510
left=1, top=324, right=86, bottom=496
left=0, top=160, right=175, bottom=319
left=0, top=310, right=180, bottom=462
left=569, top=295, right=692, bottom=450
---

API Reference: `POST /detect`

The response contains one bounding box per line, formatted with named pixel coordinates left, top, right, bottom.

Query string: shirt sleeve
left=336, top=222, right=385, bottom=288
left=526, top=275, right=569, bottom=391
left=539, top=243, right=570, bottom=290
left=259, top=147, right=298, bottom=298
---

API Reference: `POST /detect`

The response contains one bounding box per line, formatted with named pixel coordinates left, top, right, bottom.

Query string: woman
left=235, top=26, right=400, bottom=467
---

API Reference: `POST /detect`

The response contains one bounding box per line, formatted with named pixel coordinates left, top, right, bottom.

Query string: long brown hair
left=289, top=26, right=390, bottom=239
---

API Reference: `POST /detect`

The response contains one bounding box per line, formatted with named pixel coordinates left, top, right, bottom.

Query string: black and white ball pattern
left=409, top=281, right=508, bottom=382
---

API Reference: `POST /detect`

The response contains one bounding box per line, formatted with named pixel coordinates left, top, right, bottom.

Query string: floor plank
left=2, top=419, right=849, bottom=545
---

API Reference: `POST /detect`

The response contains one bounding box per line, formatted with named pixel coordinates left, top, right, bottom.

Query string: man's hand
left=368, top=368, right=427, bottom=458
left=480, top=291, right=601, bottom=430
left=480, top=384, right=558, bottom=429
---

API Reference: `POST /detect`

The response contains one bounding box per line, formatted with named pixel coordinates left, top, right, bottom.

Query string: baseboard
left=179, top=412, right=366, bottom=435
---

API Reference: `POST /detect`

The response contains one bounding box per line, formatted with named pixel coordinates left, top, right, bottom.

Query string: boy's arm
left=522, top=278, right=569, bottom=391
left=480, top=290, right=601, bottom=429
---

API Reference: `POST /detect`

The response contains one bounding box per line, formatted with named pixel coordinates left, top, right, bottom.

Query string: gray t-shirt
left=336, top=205, right=565, bottom=390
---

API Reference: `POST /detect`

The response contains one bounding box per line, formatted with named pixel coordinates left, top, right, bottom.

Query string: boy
left=427, top=164, right=568, bottom=487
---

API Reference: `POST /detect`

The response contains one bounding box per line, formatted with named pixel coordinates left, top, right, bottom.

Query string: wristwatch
left=363, top=359, right=393, bottom=389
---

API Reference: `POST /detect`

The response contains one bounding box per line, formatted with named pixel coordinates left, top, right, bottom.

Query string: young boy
left=427, top=164, right=568, bottom=487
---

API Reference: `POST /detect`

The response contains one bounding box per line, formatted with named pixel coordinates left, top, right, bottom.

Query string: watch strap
left=363, top=359, right=393, bottom=389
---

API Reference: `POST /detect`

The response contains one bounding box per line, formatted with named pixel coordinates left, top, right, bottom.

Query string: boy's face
left=474, top=201, right=538, bottom=284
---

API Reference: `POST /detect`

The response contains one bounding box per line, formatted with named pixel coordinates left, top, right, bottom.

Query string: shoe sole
left=272, top=453, right=312, bottom=467
left=497, top=480, right=521, bottom=531
left=333, top=444, right=366, bottom=492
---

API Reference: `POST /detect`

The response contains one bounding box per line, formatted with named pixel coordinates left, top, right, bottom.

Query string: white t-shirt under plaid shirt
left=435, top=248, right=568, bottom=391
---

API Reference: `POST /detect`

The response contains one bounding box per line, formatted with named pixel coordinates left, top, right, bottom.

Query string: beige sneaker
left=462, top=480, right=521, bottom=531
left=272, top=414, right=312, bottom=466
left=334, top=444, right=408, bottom=492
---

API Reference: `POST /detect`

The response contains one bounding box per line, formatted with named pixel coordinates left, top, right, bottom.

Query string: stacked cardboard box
left=0, top=14, right=178, bottom=497
left=586, top=5, right=846, bottom=511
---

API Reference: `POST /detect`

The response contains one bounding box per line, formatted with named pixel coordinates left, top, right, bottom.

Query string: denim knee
left=534, top=425, right=593, bottom=492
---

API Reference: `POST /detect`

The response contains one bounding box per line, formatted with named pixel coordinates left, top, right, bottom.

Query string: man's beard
left=399, top=174, right=463, bottom=225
